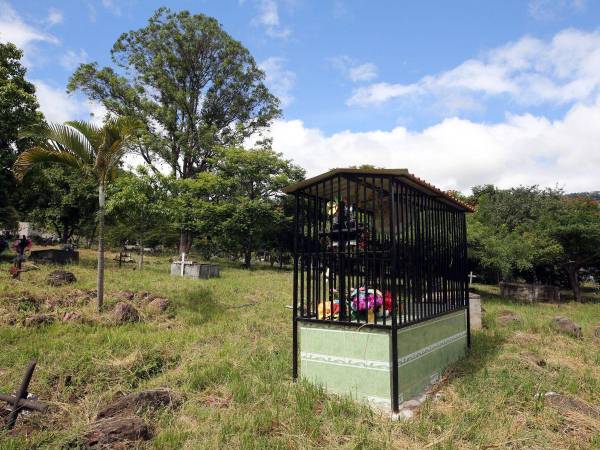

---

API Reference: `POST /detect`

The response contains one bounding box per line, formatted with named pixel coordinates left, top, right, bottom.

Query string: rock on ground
left=497, top=310, right=520, bottom=327
left=47, top=270, right=77, bottom=286
left=551, top=316, right=583, bottom=338
left=84, top=416, right=152, bottom=448
left=112, top=302, right=140, bottom=323
left=595, top=326, right=600, bottom=339
left=96, top=389, right=181, bottom=419
left=148, top=297, right=170, bottom=312
left=24, top=314, right=54, bottom=327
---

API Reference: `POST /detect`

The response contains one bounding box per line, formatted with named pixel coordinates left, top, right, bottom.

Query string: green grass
left=0, top=251, right=599, bottom=449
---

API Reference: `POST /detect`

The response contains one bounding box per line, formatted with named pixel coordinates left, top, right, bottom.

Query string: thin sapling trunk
left=97, top=184, right=105, bottom=311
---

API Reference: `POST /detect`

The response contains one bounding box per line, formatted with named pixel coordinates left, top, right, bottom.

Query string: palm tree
left=14, top=118, right=139, bottom=311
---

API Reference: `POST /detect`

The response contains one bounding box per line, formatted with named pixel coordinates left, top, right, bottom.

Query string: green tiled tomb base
left=299, top=310, right=467, bottom=408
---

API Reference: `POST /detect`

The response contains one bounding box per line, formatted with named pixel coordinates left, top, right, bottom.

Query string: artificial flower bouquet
left=350, top=287, right=393, bottom=321
left=316, top=287, right=394, bottom=321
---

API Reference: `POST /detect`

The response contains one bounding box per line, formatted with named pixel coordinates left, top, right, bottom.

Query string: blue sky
left=2, top=0, right=600, bottom=192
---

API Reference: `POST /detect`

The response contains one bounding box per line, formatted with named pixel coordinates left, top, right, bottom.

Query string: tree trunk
left=138, top=235, right=144, bottom=270
left=244, top=249, right=251, bottom=269
left=566, top=263, right=581, bottom=302
left=97, top=184, right=105, bottom=312
left=61, top=225, right=71, bottom=244
left=179, top=229, right=192, bottom=255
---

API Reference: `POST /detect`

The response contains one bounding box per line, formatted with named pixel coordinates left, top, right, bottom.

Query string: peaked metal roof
left=282, top=168, right=474, bottom=212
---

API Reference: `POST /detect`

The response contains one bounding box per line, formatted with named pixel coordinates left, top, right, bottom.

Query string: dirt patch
left=45, top=289, right=95, bottom=309
left=201, top=392, right=232, bottom=409
left=97, top=389, right=181, bottom=419
left=113, top=291, right=155, bottom=302
left=47, top=270, right=77, bottom=286
left=112, top=302, right=140, bottom=323
left=551, top=316, right=583, bottom=338
left=148, top=297, right=170, bottom=312
left=497, top=310, right=520, bottom=327
left=520, top=351, right=546, bottom=368
left=24, top=314, right=55, bottom=327
left=544, top=392, right=600, bottom=421
left=84, top=415, right=152, bottom=448
left=62, top=311, right=82, bottom=322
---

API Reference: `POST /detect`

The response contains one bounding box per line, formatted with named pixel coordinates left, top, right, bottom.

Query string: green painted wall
left=396, top=310, right=467, bottom=402
left=299, top=323, right=392, bottom=407
left=298, top=310, right=467, bottom=408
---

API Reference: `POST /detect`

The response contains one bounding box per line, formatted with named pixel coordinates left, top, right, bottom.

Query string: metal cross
left=1, top=359, right=47, bottom=430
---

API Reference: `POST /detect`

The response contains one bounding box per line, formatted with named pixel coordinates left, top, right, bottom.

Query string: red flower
left=384, top=291, right=393, bottom=311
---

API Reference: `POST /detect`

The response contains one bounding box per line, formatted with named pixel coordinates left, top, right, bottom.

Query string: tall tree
left=541, top=197, right=600, bottom=301
left=0, top=42, right=44, bottom=229
left=23, top=165, right=98, bottom=244
left=106, top=167, right=168, bottom=269
left=214, top=147, right=304, bottom=268
left=14, top=118, right=139, bottom=310
left=67, top=7, right=281, bottom=254
left=467, top=185, right=563, bottom=283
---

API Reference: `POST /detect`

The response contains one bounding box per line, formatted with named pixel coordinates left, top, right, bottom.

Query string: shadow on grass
left=0, top=253, right=13, bottom=263
left=178, top=285, right=222, bottom=326
left=457, top=329, right=506, bottom=377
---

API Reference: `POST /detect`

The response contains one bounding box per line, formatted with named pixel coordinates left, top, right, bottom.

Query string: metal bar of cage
left=292, top=173, right=469, bottom=330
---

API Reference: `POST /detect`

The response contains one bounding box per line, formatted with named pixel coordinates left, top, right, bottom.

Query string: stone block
left=468, top=292, right=482, bottom=330
left=499, top=282, right=560, bottom=302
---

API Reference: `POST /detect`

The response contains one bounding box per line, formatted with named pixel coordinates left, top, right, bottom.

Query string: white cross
left=468, top=271, right=478, bottom=285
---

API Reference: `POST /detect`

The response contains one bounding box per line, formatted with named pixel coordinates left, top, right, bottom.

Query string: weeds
left=0, top=252, right=598, bottom=448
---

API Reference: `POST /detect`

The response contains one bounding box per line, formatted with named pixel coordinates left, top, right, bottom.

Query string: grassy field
left=0, top=249, right=599, bottom=449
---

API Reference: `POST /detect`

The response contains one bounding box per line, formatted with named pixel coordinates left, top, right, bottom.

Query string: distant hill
left=567, top=191, right=600, bottom=201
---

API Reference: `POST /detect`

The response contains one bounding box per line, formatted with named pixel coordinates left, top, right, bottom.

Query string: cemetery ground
left=0, top=250, right=599, bottom=449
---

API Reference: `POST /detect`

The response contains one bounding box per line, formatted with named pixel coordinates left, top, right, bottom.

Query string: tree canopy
left=0, top=42, right=44, bottom=229
left=467, top=185, right=600, bottom=300
left=67, top=7, right=280, bottom=180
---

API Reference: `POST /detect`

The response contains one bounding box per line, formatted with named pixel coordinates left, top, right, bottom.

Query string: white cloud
left=101, top=0, right=121, bottom=16
left=260, top=57, right=296, bottom=107
left=331, top=56, right=378, bottom=82
left=269, top=96, right=600, bottom=193
left=349, top=63, right=378, bottom=82
left=0, top=1, right=59, bottom=65
left=332, top=0, right=352, bottom=20
left=347, top=82, right=421, bottom=106
left=528, top=0, right=586, bottom=21
left=347, top=28, right=600, bottom=109
left=45, top=8, right=63, bottom=26
left=253, top=0, right=291, bottom=38
left=33, top=80, right=106, bottom=125
left=60, top=49, right=88, bottom=70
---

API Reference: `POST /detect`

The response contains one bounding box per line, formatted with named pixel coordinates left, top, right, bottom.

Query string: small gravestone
left=47, top=270, right=77, bottom=286
left=499, top=282, right=560, bottom=302
left=30, top=249, right=79, bottom=265
left=594, top=326, right=600, bottom=339
left=170, top=260, right=220, bottom=279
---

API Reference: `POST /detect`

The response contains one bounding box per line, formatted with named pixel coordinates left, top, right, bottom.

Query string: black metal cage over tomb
left=284, top=169, right=474, bottom=382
